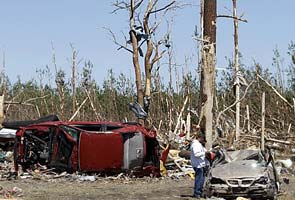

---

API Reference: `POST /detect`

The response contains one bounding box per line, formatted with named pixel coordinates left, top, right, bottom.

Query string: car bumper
left=206, top=183, right=275, bottom=198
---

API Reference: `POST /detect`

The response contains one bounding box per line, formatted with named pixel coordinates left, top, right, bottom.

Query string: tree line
left=0, top=46, right=294, bottom=150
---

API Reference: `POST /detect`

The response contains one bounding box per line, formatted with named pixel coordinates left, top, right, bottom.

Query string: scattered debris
left=276, top=159, right=293, bottom=169
left=0, top=186, right=23, bottom=199
left=1, top=115, right=293, bottom=200
left=236, top=197, right=250, bottom=200
left=205, top=197, right=226, bottom=200
left=78, top=175, right=96, bottom=182
left=0, top=148, right=15, bottom=181
left=5, top=151, right=13, bottom=162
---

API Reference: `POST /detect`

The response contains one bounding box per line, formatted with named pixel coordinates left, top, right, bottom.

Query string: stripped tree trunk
left=246, top=105, right=250, bottom=133
left=0, top=95, right=4, bottom=128
left=233, top=0, right=240, bottom=141
left=130, top=0, right=144, bottom=125
left=71, top=45, right=77, bottom=114
left=0, top=52, right=5, bottom=127
left=143, top=7, right=153, bottom=100
left=52, top=43, right=65, bottom=120
left=200, top=0, right=216, bottom=149
left=261, top=92, right=265, bottom=151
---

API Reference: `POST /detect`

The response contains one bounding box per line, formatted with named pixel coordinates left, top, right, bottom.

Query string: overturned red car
left=14, top=121, right=160, bottom=176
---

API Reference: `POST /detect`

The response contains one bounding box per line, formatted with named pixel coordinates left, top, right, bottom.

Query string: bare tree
left=261, top=92, right=265, bottom=151
left=111, top=0, right=177, bottom=124
left=0, top=51, right=5, bottom=126
left=233, top=0, right=240, bottom=140
left=217, top=1, right=247, bottom=141
left=52, top=43, right=65, bottom=119
left=70, top=44, right=77, bottom=113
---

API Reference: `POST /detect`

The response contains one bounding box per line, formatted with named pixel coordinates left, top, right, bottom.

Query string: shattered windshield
left=214, top=149, right=265, bottom=166
left=228, top=150, right=263, bottom=161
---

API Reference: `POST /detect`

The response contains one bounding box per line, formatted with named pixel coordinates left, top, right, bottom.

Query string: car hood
left=211, top=160, right=266, bottom=179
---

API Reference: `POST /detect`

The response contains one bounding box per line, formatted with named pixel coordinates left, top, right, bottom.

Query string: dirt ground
left=0, top=176, right=295, bottom=200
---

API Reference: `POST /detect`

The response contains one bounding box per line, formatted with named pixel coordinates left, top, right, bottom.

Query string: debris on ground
left=205, top=197, right=226, bottom=200
left=0, top=186, right=23, bottom=199
left=0, top=148, right=16, bottom=181
left=78, top=175, right=96, bottom=182
left=1, top=115, right=294, bottom=200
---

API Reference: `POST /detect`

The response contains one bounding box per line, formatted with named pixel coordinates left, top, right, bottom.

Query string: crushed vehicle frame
left=204, top=149, right=279, bottom=200
left=14, top=121, right=160, bottom=176
left=1, top=115, right=60, bottom=151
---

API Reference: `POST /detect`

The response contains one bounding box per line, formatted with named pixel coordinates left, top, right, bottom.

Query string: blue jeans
left=193, top=167, right=205, bottom=197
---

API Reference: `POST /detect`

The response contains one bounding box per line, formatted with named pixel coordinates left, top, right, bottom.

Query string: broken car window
left=60, top=125, right=80, bottom=142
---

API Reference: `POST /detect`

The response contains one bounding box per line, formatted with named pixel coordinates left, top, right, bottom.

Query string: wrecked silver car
left=204, top=149, right=279, bottom=200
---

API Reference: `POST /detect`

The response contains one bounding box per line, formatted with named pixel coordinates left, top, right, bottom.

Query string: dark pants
left=193, top=167, right=205, bottom=197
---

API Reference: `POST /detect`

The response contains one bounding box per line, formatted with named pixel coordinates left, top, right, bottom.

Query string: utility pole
left=200, top=0, right=217, bottom=149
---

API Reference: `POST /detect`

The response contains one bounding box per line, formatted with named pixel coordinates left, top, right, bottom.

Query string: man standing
left=190, top=131, right=208, bottom=198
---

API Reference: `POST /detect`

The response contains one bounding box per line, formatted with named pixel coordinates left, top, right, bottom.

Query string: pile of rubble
left=0, top=149, right=15, bottom=181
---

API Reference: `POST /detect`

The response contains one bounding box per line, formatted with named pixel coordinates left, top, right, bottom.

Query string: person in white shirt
left=190, top=131, right=208, bottom=198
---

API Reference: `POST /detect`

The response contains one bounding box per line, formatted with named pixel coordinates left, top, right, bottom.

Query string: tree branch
left=69, top=97, right=89, bottom=121
left=215, top=81, right=254, bottom=130
left=111, top=1, right=130, bottom=14
left=152, top=49, right=166, bottom=65
left=134, top=0, right=144, bottom=10
left=104, top=27, right=133, bottom=54
left=23, top=94, right=50, bottom=104
left=257, top=73, right=293, bottom=108
left=217, top=15, right=248, bottom=23
left=149, top=1, right=176, bottom=14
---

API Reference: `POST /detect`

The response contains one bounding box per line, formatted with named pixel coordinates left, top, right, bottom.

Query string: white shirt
left=190, top=139, right=207, bottom=168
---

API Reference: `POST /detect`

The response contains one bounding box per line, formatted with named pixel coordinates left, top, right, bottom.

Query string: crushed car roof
left=211, top=149, right=268, bottom=179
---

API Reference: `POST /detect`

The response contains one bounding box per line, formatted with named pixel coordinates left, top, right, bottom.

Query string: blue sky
left=0, top=0, right=294, bottom=85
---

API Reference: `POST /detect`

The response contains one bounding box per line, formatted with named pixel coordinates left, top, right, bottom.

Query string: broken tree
left=111, top=0, right=177, bottom=125
left=199, top=0, right=217, bottom=148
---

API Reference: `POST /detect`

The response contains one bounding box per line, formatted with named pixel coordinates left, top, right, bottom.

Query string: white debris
left=206, top=197, right=226, bottom=200
left=0, top=128, right=17, bottom=138
left=5, top=151, right=14, bottom=162
left=78, top=175, right=96, bottom=182
left=277, top=159, right=293, bottom=168
left=236, top=197, right=250, bottom=200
